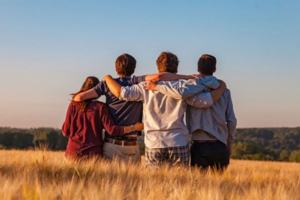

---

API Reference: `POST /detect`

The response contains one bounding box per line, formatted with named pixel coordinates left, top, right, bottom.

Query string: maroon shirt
left=62, top=101, right=124, bottom=158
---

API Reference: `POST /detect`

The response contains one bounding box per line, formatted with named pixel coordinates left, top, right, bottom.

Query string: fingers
left=145, top=81, right=157, bottom=91
left=191, top=74, right=199, bottom=78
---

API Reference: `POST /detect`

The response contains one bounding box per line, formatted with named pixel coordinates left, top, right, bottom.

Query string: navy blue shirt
left=93, top=75, right=146, bottom=140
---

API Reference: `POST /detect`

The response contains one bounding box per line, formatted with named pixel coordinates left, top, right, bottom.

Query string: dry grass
left=0, top=150, right=299, bottom=200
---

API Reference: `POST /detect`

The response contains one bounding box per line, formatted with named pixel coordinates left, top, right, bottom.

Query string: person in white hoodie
left=146, top=54, right=237, bottom=171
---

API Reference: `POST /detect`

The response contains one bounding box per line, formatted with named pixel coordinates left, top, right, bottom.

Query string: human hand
left=134, top=122, right=144, bottom=131
left=102, top=75, right=112, bottom=82
left=145, top=81, right=158, bottom=91
left=227, top=146, right=232, bottom=156
left=190, top=74, right=200, bottom=79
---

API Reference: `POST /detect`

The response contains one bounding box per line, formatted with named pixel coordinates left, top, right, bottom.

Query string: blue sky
left=0, top=0, right=299, bottom=128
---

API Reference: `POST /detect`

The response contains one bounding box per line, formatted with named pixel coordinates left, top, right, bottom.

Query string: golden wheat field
left=0, top=150, right=299, bottom=200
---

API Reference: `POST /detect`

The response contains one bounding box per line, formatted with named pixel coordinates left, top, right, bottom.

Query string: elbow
left=107, top=127, right=122, bottom=136
left=113, top=92, right=120, bottom=98
left=62, top=130, right=69, bottom=137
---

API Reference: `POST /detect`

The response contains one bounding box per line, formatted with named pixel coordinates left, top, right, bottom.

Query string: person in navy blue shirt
left=74, top=53, right=193, bottom=163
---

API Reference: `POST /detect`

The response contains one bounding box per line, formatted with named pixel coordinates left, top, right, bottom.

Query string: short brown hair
left=115, top=53, right=136, bottom=76
left=156, top=52, right=179, bottom=73
left=198, top=54, right=217, bottom=75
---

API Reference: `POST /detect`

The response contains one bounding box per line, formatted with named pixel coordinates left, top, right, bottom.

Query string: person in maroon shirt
left=62, top=76, right=144, bottom=160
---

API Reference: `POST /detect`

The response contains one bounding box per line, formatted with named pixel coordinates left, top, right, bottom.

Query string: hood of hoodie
left=199, top=75, right=220, bottom=89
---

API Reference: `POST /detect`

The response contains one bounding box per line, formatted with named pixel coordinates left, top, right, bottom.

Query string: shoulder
left=138, top=81, right=147, bottom=86
left=131, top=75, right=146, bottom=84
left=124, top=81, right=146, bottom=88
left=90, top=100, right=105, bottom=106
left=223, top=88, right=233, bottom=99
left=224, top=88, right=231, bottom=95
left=69, top=101, right=78, bottom=107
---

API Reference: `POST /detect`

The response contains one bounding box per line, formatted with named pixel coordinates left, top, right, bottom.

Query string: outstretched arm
left=145, top=78, right=206, bottom=99
left=102, top=75, right=122, bottom=97
left=73, top=81, right=106, bottom=101
left=146, top=79, right=227, bottom=106
left=73, top=89, right=98, bottom=102
left=101, top=104, right=144, bottom=136
left=210, top=80, right=226, bottom=103
left=103, top=75, right=144, bottom=101
left=145, top=72, right=195, bottom=82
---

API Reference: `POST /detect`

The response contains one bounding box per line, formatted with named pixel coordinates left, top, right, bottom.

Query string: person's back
left=121, top=80, right=190, bottom=149
left=186, top=76, right=236, bottom=147
left=187, top=54, right=237, bottom=171
left=63, top=101, right=123, bottom=157
left=62, top=77, right=125, bottom=160
left=94, top=76, right=144, bottom=139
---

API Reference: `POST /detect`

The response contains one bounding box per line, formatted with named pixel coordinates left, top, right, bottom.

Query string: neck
left=118, top=74, right=131, bottom=78
left=199, top=73, right=212, bottom=78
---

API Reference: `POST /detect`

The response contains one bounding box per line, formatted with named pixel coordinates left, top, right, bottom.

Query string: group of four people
left=62, top=52, right=237, bottom=170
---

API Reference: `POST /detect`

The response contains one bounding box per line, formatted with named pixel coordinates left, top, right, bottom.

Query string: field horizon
left=0, top=149, right=299, bottom=200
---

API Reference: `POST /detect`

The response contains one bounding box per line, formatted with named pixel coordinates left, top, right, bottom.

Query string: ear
left=213, top=68, right=216, bottom=73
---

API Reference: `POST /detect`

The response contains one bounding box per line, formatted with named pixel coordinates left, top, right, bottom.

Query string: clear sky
left=0, top=0, right=299, bottom=128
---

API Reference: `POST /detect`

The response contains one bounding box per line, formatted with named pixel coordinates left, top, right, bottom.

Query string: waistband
left=105, top=138, right=137, bottom=146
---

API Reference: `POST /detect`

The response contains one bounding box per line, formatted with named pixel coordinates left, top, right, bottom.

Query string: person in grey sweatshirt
left=146, top=54, right=237, bottom=171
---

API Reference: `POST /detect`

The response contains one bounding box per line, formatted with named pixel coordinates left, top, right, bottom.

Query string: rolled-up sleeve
left=119, top=84, right=144, bottom=102
left=186, top=92, right=213, bottom=109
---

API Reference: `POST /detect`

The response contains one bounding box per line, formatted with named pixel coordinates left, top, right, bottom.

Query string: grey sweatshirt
left=156, top=76, right=237, bottom=148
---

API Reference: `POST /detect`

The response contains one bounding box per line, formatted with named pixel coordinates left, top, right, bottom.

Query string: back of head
left=156, top=52, right=179, bottom=73
left=72, top=76, right=100, bottom=111
left=198, top=54, right=217, bottom=76
left=115, top=53, right=136, bottom=76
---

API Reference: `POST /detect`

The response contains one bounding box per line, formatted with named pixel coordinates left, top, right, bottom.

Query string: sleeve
left=119, top=83, right=144, bottom=102
left=100, top=104, right=124, bottom=136
left=132, top=75, right=146, bottom=84
left=225, top=90, right=237, bottom=148
left=155, top=79, right=207, bottom=100
left=186, top=92, right=213, bottom=108
left=62, top=103, right=73, bottom=137
left=93, top=81, right=107, bottom=97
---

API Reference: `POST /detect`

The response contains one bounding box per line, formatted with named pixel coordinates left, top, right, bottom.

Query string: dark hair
left=198, top=54, right=217, bottom=75
left=115, top=53, right=136, bottom=76
left=72, top=76, right=100, bottom=111
left=156, top=52, right=179, bottom=73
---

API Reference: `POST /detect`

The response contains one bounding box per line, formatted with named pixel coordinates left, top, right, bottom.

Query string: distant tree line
left=0, top=127, right=299, bottom=162
left=0, top=127, right=68, bottom=150
left=232, top=128, right=300, bottom=162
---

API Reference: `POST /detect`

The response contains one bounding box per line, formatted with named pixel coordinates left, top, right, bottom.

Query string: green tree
left=289, top=150, right=300, bottom=162
left=279, top=150, right=290, bottom=161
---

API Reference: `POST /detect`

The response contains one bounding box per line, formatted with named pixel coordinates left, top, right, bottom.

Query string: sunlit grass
left=0, top=149, right=299, bottom=200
